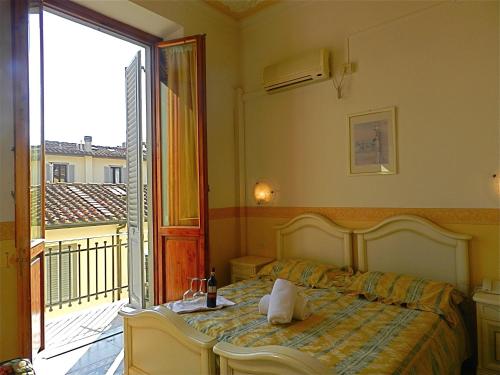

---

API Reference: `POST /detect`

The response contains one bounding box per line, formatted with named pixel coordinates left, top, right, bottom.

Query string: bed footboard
left=119, top=305, right=217, bottom=375
left=213, top=341, right=333, bottom=375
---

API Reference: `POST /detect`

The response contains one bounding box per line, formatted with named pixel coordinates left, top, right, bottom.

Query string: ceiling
left=203, top=0, right=278, bottom=20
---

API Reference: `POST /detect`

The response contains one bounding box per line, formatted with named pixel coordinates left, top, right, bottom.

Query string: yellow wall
left=238, top=1, right=499, bottom=287
left=0, top=236, right=18, bottom=361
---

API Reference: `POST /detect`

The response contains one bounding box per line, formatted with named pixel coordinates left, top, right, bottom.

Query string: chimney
left=84, top=136, right=92, bottom=152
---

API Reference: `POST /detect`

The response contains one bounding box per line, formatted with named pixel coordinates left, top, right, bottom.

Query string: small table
left=473, top=291, right=500, bottom=374
left=230, top=256, right=274, bottom=283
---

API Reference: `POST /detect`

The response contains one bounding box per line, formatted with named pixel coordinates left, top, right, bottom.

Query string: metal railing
left=44, top=234, right=129, bottom=311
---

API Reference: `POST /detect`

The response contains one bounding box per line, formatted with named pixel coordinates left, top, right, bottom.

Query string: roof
left=45, top=141, right=127, bottom=159
left=45, top=183, right=148, bottom=228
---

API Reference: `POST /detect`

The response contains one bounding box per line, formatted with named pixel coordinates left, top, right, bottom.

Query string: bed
left=120, top=213, right=472, bottom=375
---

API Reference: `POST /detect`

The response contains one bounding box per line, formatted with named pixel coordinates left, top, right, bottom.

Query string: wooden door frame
left=12, top=0, right=33, bottom=358
left=12, top=0, right=161, bottom=358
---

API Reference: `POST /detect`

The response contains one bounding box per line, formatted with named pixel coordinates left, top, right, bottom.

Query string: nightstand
left=230, top=256, right=274, bottom=283
left=473, top=291, right=500, bottom=374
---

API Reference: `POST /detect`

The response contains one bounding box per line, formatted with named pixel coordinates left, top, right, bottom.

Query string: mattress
left=181, top=278, right=468, bottom=375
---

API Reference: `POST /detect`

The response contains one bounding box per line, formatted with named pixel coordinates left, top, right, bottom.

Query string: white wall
left=241, top=1, right=499, bottom=209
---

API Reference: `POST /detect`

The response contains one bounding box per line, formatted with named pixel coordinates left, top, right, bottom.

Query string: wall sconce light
left=254, top=181, right=274, bottom=205
left=493, top=174, right=500, bottom=194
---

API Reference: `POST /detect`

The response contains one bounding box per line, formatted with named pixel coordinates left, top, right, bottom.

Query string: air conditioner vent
left=263, top=49, right=330, bottom=93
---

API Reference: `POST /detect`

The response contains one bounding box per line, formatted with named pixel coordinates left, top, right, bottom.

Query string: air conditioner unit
left=263, top=48, right=330, bottom=93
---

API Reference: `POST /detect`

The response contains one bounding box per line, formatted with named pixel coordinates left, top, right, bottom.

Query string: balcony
left=44, top=233, right=129, bottom=313
left=35, top=233, right=139, bottom=374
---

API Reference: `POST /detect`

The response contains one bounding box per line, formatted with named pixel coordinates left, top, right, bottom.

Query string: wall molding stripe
left=0, top=222, right=15, bottom=241
left=209, top=207, right=240, bottom=220
left=208, top=207, right=500, bottom=225
left=5, top=208, right=495, bottom=236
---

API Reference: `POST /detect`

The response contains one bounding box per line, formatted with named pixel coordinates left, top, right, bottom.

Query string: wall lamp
left=254, top=181, right=274, bottom=205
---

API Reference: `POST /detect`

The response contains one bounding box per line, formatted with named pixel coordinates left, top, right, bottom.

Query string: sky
left=41, top=11, right=146, bottom=147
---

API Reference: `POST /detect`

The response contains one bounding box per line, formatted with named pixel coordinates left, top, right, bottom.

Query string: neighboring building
left=45, top=136, right=147, bottom=184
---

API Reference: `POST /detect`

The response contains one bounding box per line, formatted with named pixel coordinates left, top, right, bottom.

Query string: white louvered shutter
left=46, top=163, right=53, bottom=182
left=104, top=166, right=112, bottom=183
left=45, top=245, right=78, bottom=306
left=67, top=164, right=75, bottom=182
left=125, top=51, right=144, bottom=309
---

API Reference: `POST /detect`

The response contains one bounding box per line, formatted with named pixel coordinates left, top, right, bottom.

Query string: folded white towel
left=267, top=278, right=297, bottom=324
left=259, top=293, right=311, bottom=321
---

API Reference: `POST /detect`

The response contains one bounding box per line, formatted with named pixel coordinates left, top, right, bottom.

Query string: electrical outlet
left=343, top=63, right=356, bottom=74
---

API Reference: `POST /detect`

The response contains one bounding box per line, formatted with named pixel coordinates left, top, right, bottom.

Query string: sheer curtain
left=164, top=43, right=200, bottom=226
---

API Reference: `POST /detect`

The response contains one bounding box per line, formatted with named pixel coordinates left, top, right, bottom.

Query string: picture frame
left=347, top=107, right=397, bottom=176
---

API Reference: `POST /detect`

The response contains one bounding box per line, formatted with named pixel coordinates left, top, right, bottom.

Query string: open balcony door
left=125, top=51, right=145, bottom=309
left=12, top=0, right=46, bottom=358
left=153, top=35, right=209, bottom=303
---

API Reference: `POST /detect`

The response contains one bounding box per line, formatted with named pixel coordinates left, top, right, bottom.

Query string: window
left=111, top=166, right=122, bottom=183
left=53, top=163, right=67, bottom=182
left=104, top=166, right=125, bottom=183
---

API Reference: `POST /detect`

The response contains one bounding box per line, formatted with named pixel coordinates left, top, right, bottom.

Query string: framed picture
left=347, top=107, right=397, bottom=175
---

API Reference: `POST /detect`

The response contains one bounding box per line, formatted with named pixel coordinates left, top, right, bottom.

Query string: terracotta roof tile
left=45, top=183, right=147, bottom=228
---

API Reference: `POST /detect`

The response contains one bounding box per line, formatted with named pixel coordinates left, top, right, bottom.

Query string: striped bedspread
left=181, top=278, right=468, bottom=375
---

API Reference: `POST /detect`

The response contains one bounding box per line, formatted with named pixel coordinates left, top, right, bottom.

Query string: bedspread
left=180, top=278, right=468, bottom=375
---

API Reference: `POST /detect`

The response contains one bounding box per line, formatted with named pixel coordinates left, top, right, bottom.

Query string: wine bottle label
left=207, top=286, right=217, bottom=293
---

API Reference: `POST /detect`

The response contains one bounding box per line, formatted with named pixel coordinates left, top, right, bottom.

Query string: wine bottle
left=207, top=268, right=217, bottom=308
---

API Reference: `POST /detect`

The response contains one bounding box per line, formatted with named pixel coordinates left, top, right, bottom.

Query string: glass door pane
left=158, top=41, right=200, bottom=228
left=29, top=2, right=44, bottom=242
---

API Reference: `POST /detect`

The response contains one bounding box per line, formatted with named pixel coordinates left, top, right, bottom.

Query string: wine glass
left=193, top=278, right=206, bottom=298
left=183, top=277, right=198, bottom=301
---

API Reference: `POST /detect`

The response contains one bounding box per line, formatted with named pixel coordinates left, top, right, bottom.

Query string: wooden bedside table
left=230, top=256, right=274, bottom=283
left=473, top=291, right=500, bottom=374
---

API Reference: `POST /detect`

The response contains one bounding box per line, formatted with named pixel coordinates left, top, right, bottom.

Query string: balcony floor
left=34, top=300, right=127, bottom=375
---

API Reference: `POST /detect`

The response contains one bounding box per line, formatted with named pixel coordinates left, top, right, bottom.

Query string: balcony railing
left=44, top=234, right=129, bottom=311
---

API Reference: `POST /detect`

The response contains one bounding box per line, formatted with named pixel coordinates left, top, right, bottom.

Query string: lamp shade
left=254, top=182, right=274, bottom=205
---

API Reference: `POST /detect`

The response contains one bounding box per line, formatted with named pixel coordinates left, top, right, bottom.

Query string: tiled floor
left=34, top=334, right=124, bottom=375
left=34, top=301, right=126, bottom=375
left=44, top=300, right=127, bottom=357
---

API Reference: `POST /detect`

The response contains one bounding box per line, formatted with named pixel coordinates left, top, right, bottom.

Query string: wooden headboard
left=354, top=215, right=472, bottom=294
left=275, top=214, right=352, bottom=267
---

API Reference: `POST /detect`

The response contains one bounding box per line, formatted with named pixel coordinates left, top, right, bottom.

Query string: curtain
left=162, top=43, right=200, bottom=227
